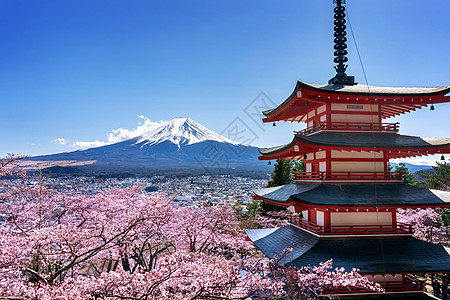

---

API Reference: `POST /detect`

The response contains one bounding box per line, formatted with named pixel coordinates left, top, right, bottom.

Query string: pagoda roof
left=263, top=81, right=450, bottom=122
left=297, top=81, right=449, bottom=98
left=259, top=132, right=450, bottom=160
left=253, top=183, right=450, bottom=208
left=245, top=225, right=450, bottom=274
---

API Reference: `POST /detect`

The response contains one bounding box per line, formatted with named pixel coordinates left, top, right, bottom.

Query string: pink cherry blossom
left=1, top=155, right=378, bottom=299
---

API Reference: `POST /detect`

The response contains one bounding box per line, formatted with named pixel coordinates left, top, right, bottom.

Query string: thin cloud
left=72, top=140, right=108, bottom=149
left=73, top=115, right=166, bottom=150
left=54, top=138, right=68, bottom=145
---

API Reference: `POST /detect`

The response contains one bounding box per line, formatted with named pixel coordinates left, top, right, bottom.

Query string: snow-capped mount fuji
left=135, top=117, right=239, bottom=149
left=26, top=117, right=270, bottom=176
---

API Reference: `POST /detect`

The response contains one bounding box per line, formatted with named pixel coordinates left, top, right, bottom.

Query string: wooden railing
left=322, top=280, right=423, bottom=294
left=294, top=122, right=399, bottom=135
left=288, top=216, right=413, bottom=236
left=292, top=171, right=404, bottom=182
left=288, top=216, right=322, bottom=235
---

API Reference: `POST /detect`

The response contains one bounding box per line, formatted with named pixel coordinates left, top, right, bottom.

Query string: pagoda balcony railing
left=292, top=171, right=404, bottom=182
left=288, top=216, right=413, bottom=236
left=322, top=279, right=423, bottom=294
left=294, top=121, right=399, bottom=136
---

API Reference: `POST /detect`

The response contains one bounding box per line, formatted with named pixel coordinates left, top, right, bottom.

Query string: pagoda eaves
left=263, top=81, right=450, bottom=122
left=252, top=183, right=450, bottom=209
left=246, top=226, right=450, bottom=275
left=258, top=132, right=450, bottom=161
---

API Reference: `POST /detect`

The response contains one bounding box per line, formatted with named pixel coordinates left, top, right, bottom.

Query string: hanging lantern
left=430, top=104, right=435, bottom=110
left=268, top=161, right=271, bottom=165
left=273, top=122, right=276, bottom=127
left=441, top=155, right=445, bottom=161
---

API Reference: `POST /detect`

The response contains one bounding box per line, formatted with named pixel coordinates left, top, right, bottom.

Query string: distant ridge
left=23, top=117, right=270, bottom=177
left=390, top=162, right=433, bottom=174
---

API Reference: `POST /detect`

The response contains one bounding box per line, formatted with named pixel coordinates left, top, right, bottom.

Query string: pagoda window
left=305, top=163, right=312, bottom=173
left=302, top=210, right=308, bottom=221
left=316, top=211, right=325, bottom=226
left=330, top=212, right=392, bottom=226
left=319, top=161, right=326, bottom=172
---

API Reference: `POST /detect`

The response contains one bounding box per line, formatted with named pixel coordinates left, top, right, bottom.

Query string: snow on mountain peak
left=135, top=117, right=240, bottom=148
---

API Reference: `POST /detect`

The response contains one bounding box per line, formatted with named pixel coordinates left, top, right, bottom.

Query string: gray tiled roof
left=292, top=235, right=450, bottom=274
left=246, top=225, right=450, bottom=274
left=259, top=132, right=450, bottom=155
left=303, top=81, right=450, bottom=96
left=263, top=81, right=450, bottom=117
left=245, top=226, right=320, bottom=264
left=254, top=183, right=450, bottom=207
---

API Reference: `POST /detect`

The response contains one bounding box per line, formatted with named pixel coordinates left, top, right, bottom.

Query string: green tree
left=387, top=162, right=393, bottom=172
left=268, top=159, right=294, bottom=187
left=261, top=159, right=304, bottom=214
left=245, top=199, right=262, bottom=218
left=418, top=162, right=450, bottom=191
left=394, top=162, right=419, bottom=186
left=292, top=159, right=305, bottom=173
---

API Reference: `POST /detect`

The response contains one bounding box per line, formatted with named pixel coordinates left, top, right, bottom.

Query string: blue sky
left=1, top=0, right=449, bottom=165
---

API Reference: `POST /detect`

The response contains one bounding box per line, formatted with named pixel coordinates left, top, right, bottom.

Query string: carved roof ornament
left=329, top=0, right=356, bottom=85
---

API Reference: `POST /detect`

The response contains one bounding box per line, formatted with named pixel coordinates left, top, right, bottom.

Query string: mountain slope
left=135, top=117, right=239, bottom=148
left=25, top=117, right=270, bottom=176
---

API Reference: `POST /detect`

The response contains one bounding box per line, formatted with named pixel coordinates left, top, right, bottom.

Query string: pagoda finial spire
left=329, top=0, right=356, bottom=85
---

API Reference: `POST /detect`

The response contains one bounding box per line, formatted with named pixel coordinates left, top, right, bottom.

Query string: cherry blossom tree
left=241, top=248, right=381, bottom=300
left=0, top=177, right=379, bottom=299
left=398, top=208, right=449, bottom=245
left=255, top=210, right=290, bottom=228
left=0, top=153, right=28, bottom=178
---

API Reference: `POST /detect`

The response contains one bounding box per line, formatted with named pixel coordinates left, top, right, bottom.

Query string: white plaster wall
left=306, top=153, right=315, bottom=160
left=331, top=150, right=384, bottom=159
left=316, top=151, right=326, bottom=159
left=331, top=114, right=379, bottom=123
left=331, top=161, right=385, bottom=172
left=317, top=104, right=326, bottom=114
left=330, top=212, right=392, bottom=226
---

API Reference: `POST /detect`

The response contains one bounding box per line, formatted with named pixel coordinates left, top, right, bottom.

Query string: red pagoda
left=245, top=1, right=450, bottom=298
